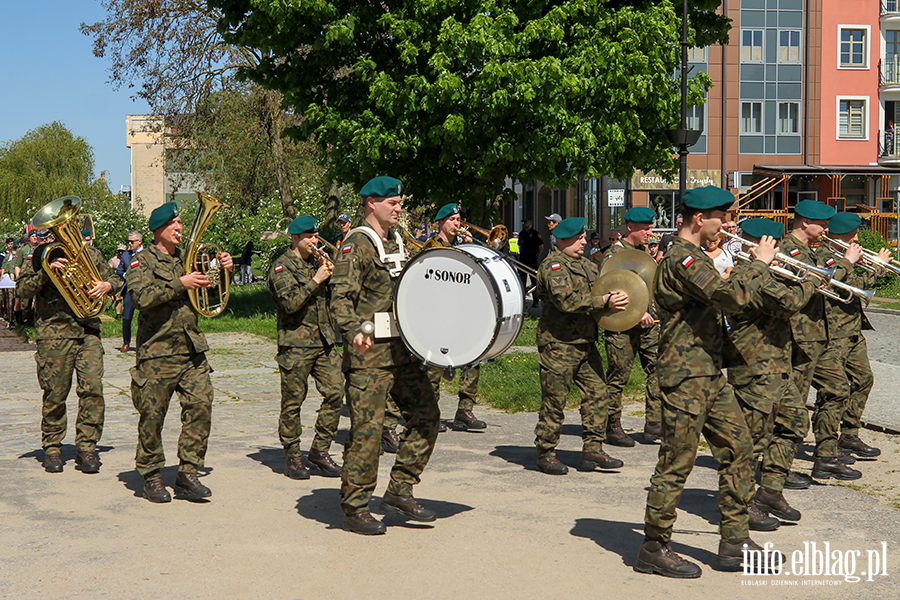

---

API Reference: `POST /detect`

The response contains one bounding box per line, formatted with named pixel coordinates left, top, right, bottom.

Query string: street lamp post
left=666, top=0, right=702, bottom=203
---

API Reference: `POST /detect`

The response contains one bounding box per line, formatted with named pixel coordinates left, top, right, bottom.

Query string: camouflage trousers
left=812, top=335, right=871, bottom=457
left=604, top=323, right=662, bottom=422
left=841, top=336, right=874, bottom=436
left=644, top=374, right=754, bottom=543
left=791, top=339, right=827, bottom=406
left=535, top=342, right=610, bottom=456
left=340, top=364, right=440, bottom=515
left=35, top=336, right=105, bottom=454
left=428, top=364, right=481, bottom=414
left=731, top=371, right=808, bottom=493
left=131, top=353, right=213, bottom=479
left=276, top=345, right=344, bottom=457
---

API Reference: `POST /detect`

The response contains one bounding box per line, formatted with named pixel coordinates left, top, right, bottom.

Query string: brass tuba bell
left=184, top=191, right=231, bottom=317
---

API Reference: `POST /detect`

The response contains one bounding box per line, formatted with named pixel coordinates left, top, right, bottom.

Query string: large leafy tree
left=213, top=0, right=730, bottom=218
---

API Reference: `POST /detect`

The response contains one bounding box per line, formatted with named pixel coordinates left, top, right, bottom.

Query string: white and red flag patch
left=825, top=258, right=835, bottom=267
left=681, top=256, right=695, bottom=268
left=274, top=265, right=284, bottom=273
left=551, top=263, right=561, bottom=270
left=789, top=248, right=800, bottom=257
left=342, top=245, right=352, bottom=253
left=130, top=260, right=139, bottom=269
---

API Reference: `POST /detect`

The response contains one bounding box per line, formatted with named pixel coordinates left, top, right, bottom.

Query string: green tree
left=213, top=0, right=730, bottom=220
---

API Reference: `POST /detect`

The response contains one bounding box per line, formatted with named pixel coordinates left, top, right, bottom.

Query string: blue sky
left=0, top=2, right=150, bottom=195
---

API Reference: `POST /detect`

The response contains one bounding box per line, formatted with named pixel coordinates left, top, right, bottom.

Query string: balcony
left=883, top=0, right=900, bottom=21
left=878, top=129, right=900, bottom=166
left=880, top=56, right=900, bottom=91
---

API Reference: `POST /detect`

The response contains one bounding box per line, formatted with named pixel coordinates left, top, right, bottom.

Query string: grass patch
left=513, top=314, right=538, bottom=346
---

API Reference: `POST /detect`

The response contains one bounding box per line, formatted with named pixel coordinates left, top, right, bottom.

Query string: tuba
left=31, top=196, right=109, bottom=319
left=184, top=191, right=231, bottom=317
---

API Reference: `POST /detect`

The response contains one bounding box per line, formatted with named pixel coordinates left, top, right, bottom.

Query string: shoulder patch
left=274, top=264, right=284, bottom=273
left=26, top=254, right=32, bottom=260
left=690, top=268, right=716, bottom=290
left=342, top=244, right=353, bottom=253
left=825, top=257, right=835, bottom=267
left=681, top=256, right=694, bottom=268
left=551, top=263, right=561, bottom=270
left=789, top=248, right=800, bottom=257
left=130, top=260, right=140, bottom=269
left=333, top=261, right=349, bottom=278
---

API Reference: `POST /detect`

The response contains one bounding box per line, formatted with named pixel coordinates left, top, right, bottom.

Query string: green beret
left=828, top=212, right=862, bottom=235
left=360, top=176, right=402, bottom=198
left=681, top=186, right=735, bottom=211
left=287, top=215, right=319, bottom=235
left=148, top=202, right=179, bottom=232
left=434, top=203, right=460, bottom=222
left=740, top=218, right=784, bottom=241
left=794, top=199, right=835, bottom=221
left=554, top=217, right=586, bottom=240
left=81, top=229, right=91, bottom=237
left=624, top=207, right=656, bottom=224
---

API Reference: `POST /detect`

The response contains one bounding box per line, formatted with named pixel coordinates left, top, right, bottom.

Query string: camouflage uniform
left=126, top=244, right=215, bottom=479
left=724, top=261, right=817, bottom=492
left=601, top=240, right=661, bottom=424
left=811, top=250, right=878, bottom=457
left=533, top=248, right=610, bottom=456
left=16, top=244, right=121, bottom=455
left=14, top=242, right=34, bottom=322
left=331, top=228, right=439, bottom=516
left=645, top=237, right=768, bottom=543
left=268, top=250, right=343, bottom=458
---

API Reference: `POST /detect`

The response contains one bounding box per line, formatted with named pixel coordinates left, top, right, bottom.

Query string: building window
left=778, top=30, right=801, bottom=63
left=687, top=46, right=707, bottom=62
left=742, top=30, right=763, bottom=62
left=838, top=99, right=866, bottom=138
left=839, top=27, right=867, bottom=68
left=687, top=104, right=705, bottom=132
left=741, top=102, right=763, bottom=133
left=779, top=102, right=800, bottom=134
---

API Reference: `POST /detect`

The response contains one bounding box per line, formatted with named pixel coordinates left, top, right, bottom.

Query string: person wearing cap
left=777, top=199, right=854, bottom=483
left=268, top=215, right=344, bottom=480
left=330, top=176, right=441, bottom=535
left=543, top=213, right=562, bottom=261
left=16, top=221, right=122, bottom=475
left=118, top=231, right=144, bottom=352
left=811, top=212, right=891, bottom=477
left=82, top=229, right=93, bottom=246
left=1, top=237, right=15, bottom=325
left=601, top=206, right=663, bottom=445
left=239, top=240, right=262, bottom=285
left=723, top=218, right=819, bottom=529
left=636, top=186, right=781, bottom=578
left=533, top=216, right=628, bottom=476
left=335, top=213, right=352, bottom=252
left=126, top=201, right=234, bottom=503
left=12, top=229, right=41, bottom=327
left=517, top=218, right=542, bottom=305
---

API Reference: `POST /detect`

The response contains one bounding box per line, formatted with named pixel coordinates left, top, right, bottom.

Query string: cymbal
left=591, top=270, right=650, bottom=332
left=600, top=248, right=657, bottom=301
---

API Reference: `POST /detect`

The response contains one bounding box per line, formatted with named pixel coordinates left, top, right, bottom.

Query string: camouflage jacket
left=602, top=238, right=658, bottom=326
left=16, top=243, right=121, bottom=340
left=330, top=227, right=413, bottom=369
left=126, top=243, right=209, bottom=360
left=268, top=249, right=335, bottom=348
left=655, top=236, right=768, bottom=391
left=13, top=243, right=32, bottom=272
left=818, top=246, right=876, bottom=337
left=535, top=249, right=604, bottom=346
left=778, top=233, right=827, bottom=343
left=724, top=260, right=818, bottom=382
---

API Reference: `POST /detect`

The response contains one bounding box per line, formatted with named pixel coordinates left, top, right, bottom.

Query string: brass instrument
left=31, top=196, right=110, bottom=319
left=459, top=222, right=508, bottom=250
left=260, top=217, right=338, bottom=264
left=185, top=192, right=231, bottom=317
left=822, top=235, right=900, bottom=276
left=397, top=225, right=426, bottom=257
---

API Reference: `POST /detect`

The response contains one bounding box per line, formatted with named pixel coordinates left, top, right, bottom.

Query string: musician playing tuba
left=125, top=201, right=233, bottom=504
left=17, top=210, right=122, bottom=475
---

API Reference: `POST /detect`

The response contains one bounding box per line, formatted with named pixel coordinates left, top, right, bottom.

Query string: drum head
left=395, top=247, right=500, bottom=367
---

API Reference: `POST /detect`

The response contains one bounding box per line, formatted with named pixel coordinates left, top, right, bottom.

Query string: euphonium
left=184, top=191, right=231, bottom=317
left=31, top=196, right=109, bottom=319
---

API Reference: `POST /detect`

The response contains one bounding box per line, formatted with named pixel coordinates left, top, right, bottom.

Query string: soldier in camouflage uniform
left=723, top=219, right=818, bottom=526
left=17, top=224, right=121, bottom=474
left=126, top=202, right=234, bottom=503
left=12, top=229, right=40, bottom=327
left=268, top=215, right=344, bottom=480
left=601, top=206, right=662, bottom=445
left=533, top=217, right=627, bottom=476
left=636, top=187, right=781, bottom=579
left=810, top=212, right=887, bottom=479
left=331, top=176, right=440, bottom=536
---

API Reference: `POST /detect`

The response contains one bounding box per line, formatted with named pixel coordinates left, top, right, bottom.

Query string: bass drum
left=394, top=244, right=524, bottom=369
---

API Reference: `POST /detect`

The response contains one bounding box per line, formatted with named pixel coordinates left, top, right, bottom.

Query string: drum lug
left=442, top=368, right=456, bottom=381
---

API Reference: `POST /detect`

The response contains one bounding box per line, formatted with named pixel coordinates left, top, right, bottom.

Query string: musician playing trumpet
left=127, top=202, right=233, bottom=503
left=267, top=216, right=344, bottom=480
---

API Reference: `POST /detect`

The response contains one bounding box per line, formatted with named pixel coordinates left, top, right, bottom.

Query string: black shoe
left=578, top=449, right=624, bottom=471
left=754, top=487, right=801, bottom=522
left=453, top=409, right=486, bottom=430
left=634, top=540, right=702, bottom=579
left=438, top=421, right=447, bottom=433
left=536, top=455, right=568, bottom=475
left=43, top=452, right=63, bottom=473
left=717, top=538, right=784, bottom=571
left=380, top=491, right=436, bottom=522
left=142, top=477, right=172, bottom=503
left=381, top=427, right=400, bottom=454
left=643, top=421, right=662, bottom=442
left=343, top=511, right=386, bottom=535
left=284, top=456, right=310, bottom=480
left=783, top=471, right=812, bottom=490
left=173, top=471, right=212, bottom=499
left=75, top=450, right=101, bottom=474
left=837, top=448, right=856, bottom=465
left=306, top=448, right=341, bottom=477
left=748, top=504, right=780, bottom=531
left=606, top=417, right=635, bottom=448
left=839, top=433, right=881, bottom=458
left=811, top=457, right=862, bottom=481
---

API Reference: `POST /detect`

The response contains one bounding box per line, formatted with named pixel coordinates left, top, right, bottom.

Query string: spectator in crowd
left=518, top=218, right=543, bottom=307
left=117, top=232, right=143, bottom=352
left=703, top=232, right=734, bottom=278
left=655, top=214, right=683, bottom=261
left=722, top=220, right=742, bottom=256
left=240, top=241, right=262, bottom=285
left=109, top=244, right=126, bottom=320
left=543, top=213, right=562, bottom=261
left=335, top=214, right=352, bottom=250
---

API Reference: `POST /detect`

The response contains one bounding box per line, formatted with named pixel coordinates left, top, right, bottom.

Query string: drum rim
left=394, top=245, right=506, bottom=369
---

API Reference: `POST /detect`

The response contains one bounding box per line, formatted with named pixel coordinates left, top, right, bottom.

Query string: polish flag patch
left=26, top=254, right=32, bottom=260
left=789, top=248, right=800, bottom=256
left=681, top=256, right=695, bottom=268
left=551, top=263, right=561, bottom=270
left=825, top=258, right=835, bottom=267
left=130, top=260, right=140, bottom=269
left=274, top=265, right=284, bottom=273
left=342, top=245, right=352, bottom=253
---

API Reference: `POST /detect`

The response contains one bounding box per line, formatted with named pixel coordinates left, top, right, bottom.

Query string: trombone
left=457, top=221, right=538, bottom=277
left=821, top=235, right=900, bottom=276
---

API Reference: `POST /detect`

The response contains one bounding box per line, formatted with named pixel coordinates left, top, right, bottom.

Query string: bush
left=857, top=229, right=898, bottom=293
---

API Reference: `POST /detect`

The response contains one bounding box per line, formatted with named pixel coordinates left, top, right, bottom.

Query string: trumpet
left=458, top=222, right=508, bottom=250
left=821, top=235, right=900, bottom=276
